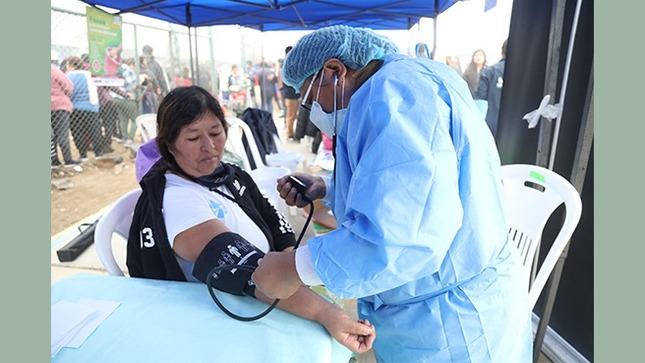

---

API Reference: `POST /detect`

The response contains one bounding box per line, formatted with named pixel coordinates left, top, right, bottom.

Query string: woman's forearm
left=255, top=285, right=329, bottom=322
left=254, top=286, right=376, bottom=354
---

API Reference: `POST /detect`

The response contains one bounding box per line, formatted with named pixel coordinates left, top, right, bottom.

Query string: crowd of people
left=413, top=40, right=508, bottom=139
left=50, top=45, right=215, bottom=168
left=219, top=39, right=507, bottom=156
left=51, top=36, right=507, bottom=170
left=221, top=51, right=322, bottom=153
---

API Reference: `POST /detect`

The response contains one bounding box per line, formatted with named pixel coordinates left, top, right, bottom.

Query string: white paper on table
left=51, top=300, right=97, bottom=357
left=66, top=299, right=121, bottom=347
left=51, top=299, right=121, bottom=357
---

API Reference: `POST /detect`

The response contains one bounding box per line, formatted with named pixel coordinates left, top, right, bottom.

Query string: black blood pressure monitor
left=205, top=175, right=313, bottom=322
left=288, top=176, right=308, bottom=195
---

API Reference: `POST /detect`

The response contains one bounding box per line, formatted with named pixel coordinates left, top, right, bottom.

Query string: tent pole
left=547, top=0, right=584, bottom=170
left=194, top=28, right=200, bottom=87
left=208, top=27, right=218, bottom=96
left=186, top=3, right=195, bottom=85
left=536, top=0, right=566, bottom=168
left=432, top=17, right=437, bottom=59
left=133, top=24, right=143, bottom=113
left=430, top=0, right=438, bottom=59
left=533, top=62, right=592, bottom=362
left=260, top=26, right=267, bottom=112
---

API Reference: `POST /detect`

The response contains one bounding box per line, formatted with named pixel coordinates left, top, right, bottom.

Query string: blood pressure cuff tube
left=192, top=232, right=265, bottom=297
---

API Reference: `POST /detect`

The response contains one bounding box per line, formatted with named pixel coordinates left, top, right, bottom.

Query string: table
left=51, top=274, right=353, bottom=363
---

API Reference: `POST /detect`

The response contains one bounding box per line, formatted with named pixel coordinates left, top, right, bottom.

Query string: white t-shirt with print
left=162, top=174, right=270, bottom=281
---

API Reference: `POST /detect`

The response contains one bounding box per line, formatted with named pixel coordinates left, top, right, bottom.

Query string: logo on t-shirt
left=232, top=179, right=246, bottom=196
left=209, top=200, right=226, bottom=218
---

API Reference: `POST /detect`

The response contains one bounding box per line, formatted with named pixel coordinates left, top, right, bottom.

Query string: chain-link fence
left=50, top=5, right=253, bottom=235
left=51, top=6, right=224, bottom=164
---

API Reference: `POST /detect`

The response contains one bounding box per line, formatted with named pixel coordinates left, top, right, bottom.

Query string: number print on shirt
left=140, top=227, right=155, bottom=248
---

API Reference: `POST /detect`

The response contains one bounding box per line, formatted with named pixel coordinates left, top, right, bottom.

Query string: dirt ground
left=50, top=141, right=139, bottom=237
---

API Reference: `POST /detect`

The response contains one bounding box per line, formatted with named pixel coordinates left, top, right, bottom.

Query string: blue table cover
left=51, top=274, right=352, bottom=362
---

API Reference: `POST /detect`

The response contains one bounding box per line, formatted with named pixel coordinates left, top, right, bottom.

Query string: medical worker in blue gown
left=251, top=25, right=532, bottom=362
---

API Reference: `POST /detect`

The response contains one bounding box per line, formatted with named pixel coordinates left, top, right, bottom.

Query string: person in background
left=275, top=58, right=287, bottom=117
left=174, top=66, right=193, bottom=88
left=463, top=49, right=489, bottom=117
left=227, top=64, right=244, bottom=89
left=81, top=53, right=90, bottom=71
left=445, top=55, right=463, bottom=76
left=51, top=50, right=80, bottom=167
left=245, top=60, right=258, bottom=108
left=126, top=86, right=375, bottom=354
left=251, top=25, right=532, bottom=362
left=139, top=56, right=160, bottom=114
left=462, top=49, right=488, bottom=98
left=475, top=39, right=507, bottom=138
left=414, top=42, right=432, bottom=59
left=142, top=45, right=170, bottom=99
left=226, top=64, right=248, bottom=116
left=111, top=58, right=141, bottom=146
left=280, top=46, right=302, bottom=143
left=258, top=61, right=280, bottom=115
left=96, top=85, right=126, bottom=153
left=64, top=55, right=104, bottom=161
left=293, top=104, right=320, bottom=153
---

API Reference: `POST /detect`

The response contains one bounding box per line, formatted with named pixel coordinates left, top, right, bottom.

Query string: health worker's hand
left=276, top=173, right=326, bottom=208
left=251, top=250, right=302, bottom=299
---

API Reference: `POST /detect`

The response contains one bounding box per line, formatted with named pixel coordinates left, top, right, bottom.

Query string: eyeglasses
left=300, top=70, right=320, bottom=112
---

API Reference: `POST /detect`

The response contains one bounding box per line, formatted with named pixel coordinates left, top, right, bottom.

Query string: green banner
left=86, top=6, right=123, bottom=83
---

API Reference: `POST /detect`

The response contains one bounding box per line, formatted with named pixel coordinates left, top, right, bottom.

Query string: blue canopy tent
left=79, top=0, right=461, bottom=131
left=79, top=0, right=459, bottom=30
left=80, top=0, right=460, bottom=85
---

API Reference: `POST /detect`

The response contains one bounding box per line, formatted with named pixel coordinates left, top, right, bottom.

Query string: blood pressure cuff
left=192, top=232, right=265, bottom=297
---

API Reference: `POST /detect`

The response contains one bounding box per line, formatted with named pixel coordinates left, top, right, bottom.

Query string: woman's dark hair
left=155, top=86, right=228, bottom=173
left=462, top=49, right=487, bottom=96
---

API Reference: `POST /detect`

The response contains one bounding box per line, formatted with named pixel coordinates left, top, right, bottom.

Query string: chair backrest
left=228, top=116, right=267, bottom=170
left=500, top=164, right=582, bottom=309
left=226, top=116, right=304, bottom=173
left=94, top=188, right=142, bottom=276
left=135, top=113, right=157, bottom=142
left=225, top=116, right=254, bottom=171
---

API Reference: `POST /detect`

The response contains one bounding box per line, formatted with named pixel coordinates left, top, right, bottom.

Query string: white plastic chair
left=94, top=188, right=142, bottom=276
left=225, top=117, right=254, bottom=171
left=226, top=116, right=303, bottom=173
left=500, top=164, right=582, bottom=309
left=225, top=116, right=266, bottom=170
left=225, top=117, right=294, bottom=217
left=135, top=113, right=157, bottom=142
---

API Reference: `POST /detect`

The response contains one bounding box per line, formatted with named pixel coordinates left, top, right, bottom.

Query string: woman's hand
left=317, top=304, right=376, bottom=354
left=276, top=173, right=326, bottom=208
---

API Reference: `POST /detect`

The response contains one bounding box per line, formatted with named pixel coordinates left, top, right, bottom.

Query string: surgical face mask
left=302, top=69, right=347, bottom=137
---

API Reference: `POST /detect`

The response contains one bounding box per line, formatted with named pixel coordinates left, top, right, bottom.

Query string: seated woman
left=126, top=86, right=374, bottom=354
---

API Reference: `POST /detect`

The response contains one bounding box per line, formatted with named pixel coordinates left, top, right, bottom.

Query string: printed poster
left=86, top=6, right=124, bottom=86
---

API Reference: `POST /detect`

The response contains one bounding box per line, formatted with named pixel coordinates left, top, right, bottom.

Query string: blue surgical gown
left=306, top=54, right=533, bottom=362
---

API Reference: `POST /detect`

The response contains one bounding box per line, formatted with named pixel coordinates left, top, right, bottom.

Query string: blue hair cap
left=282, top=25, right=399, bottom=90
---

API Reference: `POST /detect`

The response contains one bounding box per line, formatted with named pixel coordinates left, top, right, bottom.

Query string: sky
left=51, top=0, right=513, bottom=66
